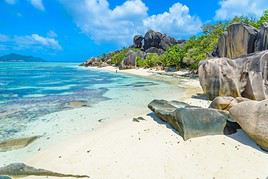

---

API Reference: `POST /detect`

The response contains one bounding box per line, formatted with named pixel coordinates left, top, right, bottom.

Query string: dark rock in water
left=0, top=176, right=11, bottom=179
left=64, top=100, right=90, bottom=108
left=255, top=22, right=268, bottom=51
left=0, top=136, right=40, bottom=152
left=0, top=163, right=89, bottom=178
left=198, top=50, right=268, bottom=100
left=217, top=23, right=258, bottom=59
left=133, top=35, right=143, bottom=48
left=145, top=47, right=164, bottom=54
left=148, top=100, right=231, bottom=140
left=229, top=100, right=268, bottom=151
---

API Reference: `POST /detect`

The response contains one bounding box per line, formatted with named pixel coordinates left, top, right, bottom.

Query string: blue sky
left=0, top=0, right=267, bottom=62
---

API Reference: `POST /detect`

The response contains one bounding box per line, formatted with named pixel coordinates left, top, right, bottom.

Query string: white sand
left=3, top=67, right=268, bottom=179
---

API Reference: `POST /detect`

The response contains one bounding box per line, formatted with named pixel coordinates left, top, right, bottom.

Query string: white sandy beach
left=2, top=68, right=268, bottom=179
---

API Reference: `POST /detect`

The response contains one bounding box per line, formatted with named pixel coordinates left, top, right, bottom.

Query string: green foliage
left=230, top=16, right=258, bottom=28
left=182, top=22, right=226, bottom=70
left=110, top=48, right=140, bottom=66
left=161, top=45, right=185, bottom=68
left=142, top=53, right=162, bottom=68
left=136, top=56, right=144, bottom=67
left=109, top=10, right=268, bottom=71
left=257, top=10, right=268, bottom=27
left=230, top=10, right=268, bottom=28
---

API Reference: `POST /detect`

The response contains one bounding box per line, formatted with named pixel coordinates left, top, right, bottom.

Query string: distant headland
left=0, top=53, right=45, bottom=62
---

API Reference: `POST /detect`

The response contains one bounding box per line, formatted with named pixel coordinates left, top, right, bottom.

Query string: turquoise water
left=0, top=62, right=160, bottom=139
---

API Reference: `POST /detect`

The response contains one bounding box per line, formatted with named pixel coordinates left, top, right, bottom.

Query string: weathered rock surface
left=145, top=47, right=164, bottom=54
left=159, top=34, right=178, bottom=50
left=217, top=23, right=258, bottom=59
left=229, top=100, right=268, bottom=151
left=255, top=22, right=268, bottom=51
left=144, top=30, right=162, bottom=51
left=0, top=163, right=89, bottom=178
left=209, top=96, right=249, bottom=111
left=199, top=50, right=268, bottom=100
left=143, top=30, right=178, bottom=51
left=148, top=100, right=232, bottom=140
left=133, top=35, right=143, bottom=48
left=122, top=50, right=146, bottom=67
left=0, top=136, right=40, bottom=152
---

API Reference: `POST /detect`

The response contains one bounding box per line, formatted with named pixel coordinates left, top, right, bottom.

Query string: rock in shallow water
left=148, top=100, right=232, bottom=140
left=0, top=163, right=89, bottom=178
left=0, top=136, right=40, bottom=152
left=229, top=100, right=268, bottom=151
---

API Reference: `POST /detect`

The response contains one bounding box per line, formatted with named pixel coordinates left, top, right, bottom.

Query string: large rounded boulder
left=229, top=100, right=268, bottom=151
left=143, top=30, right=162, bottom=51
left=217, top=23, right=258, bottom=59
left=148, top=100, right=232, bottom=140
left=199, top=50, right=268, bottom=100
left=133, top=35, right=143, bottom=48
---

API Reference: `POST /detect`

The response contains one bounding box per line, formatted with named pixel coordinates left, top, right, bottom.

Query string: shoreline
left=2, top=67, right=268, bottom=179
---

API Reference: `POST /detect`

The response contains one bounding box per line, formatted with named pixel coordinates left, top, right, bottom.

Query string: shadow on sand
left=147, top=112, right=268, bottom=154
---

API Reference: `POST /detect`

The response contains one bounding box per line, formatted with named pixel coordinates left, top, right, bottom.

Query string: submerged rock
left=199, top=50, right=268, bottom=100
left=0, top=163, right=89, bottom=178
left=229, top=100, right=268, bottom=151
left=0, top=136, right=40, bottom=152
left=148, top=100, right=232, bottom=140
left=0, top=176, right=11, bottom=179
left=64, top=100, right=90, bottom=108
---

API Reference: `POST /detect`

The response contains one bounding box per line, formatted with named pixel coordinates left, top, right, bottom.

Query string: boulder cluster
left=149, top=22, right=268, bottom=152
left=132, top=30, right=182, bottom=53
left=81, top=30, right=184, bottom=68
left=214, top=22, right=268, bottom=59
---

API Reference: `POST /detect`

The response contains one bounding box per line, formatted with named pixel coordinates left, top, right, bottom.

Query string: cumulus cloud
left=29, top=0, right=45, bottom=11
left=0, top=33, right=62, bottom=50
left=215, top=0, right=268, bottom=20
left=61, top=0, right=202, bottom=45
left=143, top=3, right=202, bottom=38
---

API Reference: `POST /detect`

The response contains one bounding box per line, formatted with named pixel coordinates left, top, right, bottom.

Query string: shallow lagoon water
left=0, top=62, right=183, bottom=140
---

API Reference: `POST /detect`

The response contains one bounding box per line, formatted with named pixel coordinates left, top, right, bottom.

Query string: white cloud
left=143, top=3, right=202, bottom=38
left=215, top=0, right=268, bottom=20
left=29, top=0, right=45, bottom=11
left=5, top=0, right=16, bottom=5
left=0, top=33, right=62, bottom=50
left=61, top=0, right=202, bottom=45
